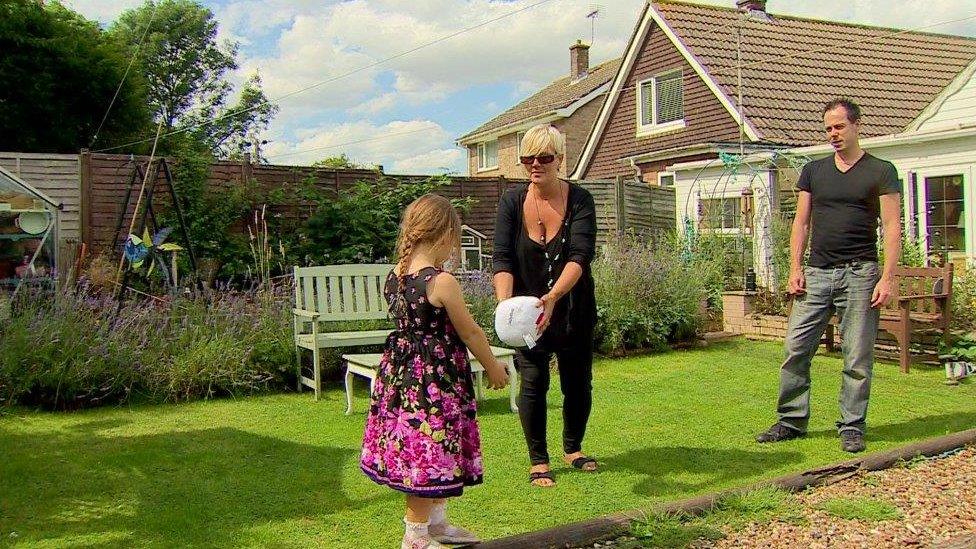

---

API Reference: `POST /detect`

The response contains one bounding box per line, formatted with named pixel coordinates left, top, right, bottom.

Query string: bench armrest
left=897, top=293, right=948, bottom=302
left=292, top=308, right=321, bottom=319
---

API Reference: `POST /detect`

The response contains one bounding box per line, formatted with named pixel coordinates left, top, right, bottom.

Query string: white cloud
left=63, top=0, right=976, bottom=176
left=63, top=0, right=144, bottom=24
left=235, top=0, right=644, bottom=120
left=392, top=149, right=466, bottom=174
left=264, top=119, right=465, bottom=174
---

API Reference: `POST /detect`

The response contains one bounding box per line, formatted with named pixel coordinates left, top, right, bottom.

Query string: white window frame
left=516, top=131, right=526, bottom=155
left=477, top=140, right=499, bottom=171
left=636, top=70, right=686, bottom=137
left=697, top=194, right=744, bottom=235
left=658, top=171, right=675, bottom=187
left=914, top=167, right=972, bottom=263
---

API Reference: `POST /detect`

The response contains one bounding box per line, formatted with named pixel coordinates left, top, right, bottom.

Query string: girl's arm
left=429, top=272, right=509, bottom=388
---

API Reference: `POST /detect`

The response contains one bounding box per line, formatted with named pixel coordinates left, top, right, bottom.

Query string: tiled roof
left=656, top=1, right=976, bottom=145
left=458, top=57, right=622, bottom=142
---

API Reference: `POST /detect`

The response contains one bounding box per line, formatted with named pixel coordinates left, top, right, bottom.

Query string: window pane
left=699, top=198, right=740, bottom=230
left=655, top=71, right=683, bottom=124
left=924, top=174, right=966, bottom=256
left=659, top=174, right=674, bottom=187
left=485, top=140, right=498, bottom=167
left=640, top=81, right=654, bottom=126
left=463, top=249, right=480, bottom=270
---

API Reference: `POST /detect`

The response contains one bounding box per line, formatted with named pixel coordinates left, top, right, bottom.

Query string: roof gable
left=457, top=57, right=622, bottom=144
left=659, top=1, right=976, bottom=143
left=908, top=57, right=976, bottom=132
left=572, top=0, right=976, bottom=178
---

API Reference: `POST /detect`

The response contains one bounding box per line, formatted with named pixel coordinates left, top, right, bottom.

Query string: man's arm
left=872, top=193, right=902, bottom=308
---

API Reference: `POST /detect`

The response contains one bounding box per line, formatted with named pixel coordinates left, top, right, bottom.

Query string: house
left=571, top=0, right=976, bottom=186
left=569, top=0, right=976, bottom=283
left=670, top=62, right=976, bottom=279
left=456, top=41, right=621, bottom=178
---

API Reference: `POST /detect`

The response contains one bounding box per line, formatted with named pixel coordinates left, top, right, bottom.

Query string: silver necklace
left=532, top=182, right=563, bottom=244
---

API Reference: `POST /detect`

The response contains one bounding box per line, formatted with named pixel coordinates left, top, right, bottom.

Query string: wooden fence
left=3, top=151, right=677, bottom=264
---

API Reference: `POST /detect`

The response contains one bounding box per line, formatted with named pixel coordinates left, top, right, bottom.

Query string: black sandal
left=570, top=456, right=598, bottom=471
left=529, top=470, right=555, bottom=486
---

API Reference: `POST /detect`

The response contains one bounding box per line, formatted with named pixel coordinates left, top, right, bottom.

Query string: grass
left=627, top=486, right=804, bottom=547
left=1, top=339, right=974, bottom=548
left=816, top=497, right=903, bottom=522
left=629, top=514, right=725, bottom=548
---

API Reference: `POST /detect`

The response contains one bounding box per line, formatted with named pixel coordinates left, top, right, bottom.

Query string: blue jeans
left=777, top=261, right=881, bottom=434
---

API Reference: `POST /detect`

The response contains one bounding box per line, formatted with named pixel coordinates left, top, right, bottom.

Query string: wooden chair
left=293, top=264, right=394, bottom=399
left=818, top=264, right=954, bottom=373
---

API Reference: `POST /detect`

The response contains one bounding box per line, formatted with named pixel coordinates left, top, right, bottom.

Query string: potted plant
left=938, top=332, right=976, bottom=385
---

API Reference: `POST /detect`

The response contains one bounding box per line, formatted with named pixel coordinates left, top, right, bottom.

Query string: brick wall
left=465, top=92, right=607, bottom=179
left=721, top=292, right=943, bottom=363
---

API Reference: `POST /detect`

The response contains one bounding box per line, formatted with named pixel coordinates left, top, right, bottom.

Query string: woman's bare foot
left=529, top=463, right=555, bottom=487
left=564, top=451, right=598, bottom=471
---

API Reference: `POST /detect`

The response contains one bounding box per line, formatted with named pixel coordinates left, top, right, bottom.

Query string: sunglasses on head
left=519, top=154, right=556, bottom=165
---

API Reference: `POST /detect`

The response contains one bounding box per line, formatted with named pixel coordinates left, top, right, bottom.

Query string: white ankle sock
left=429, top=502, right=447, bottom=527
left=403, top=518, right=429, bottom=541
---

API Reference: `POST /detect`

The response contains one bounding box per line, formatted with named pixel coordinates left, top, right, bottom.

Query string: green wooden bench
left=293, top=264, right=395, bottom=400
left=342, top=346, right=518, bottom=414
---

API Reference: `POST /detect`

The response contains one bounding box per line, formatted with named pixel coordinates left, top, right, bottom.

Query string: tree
left=0, top=1, right=151, bottom=152
left=202, top=73, right=278, bottom=161
left=110, top=0, right=277, bottom=156
left=312, top=154, right=365, bottom=170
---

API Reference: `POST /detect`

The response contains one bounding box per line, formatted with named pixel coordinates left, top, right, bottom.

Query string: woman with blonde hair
left=492, top=123, right=598, bottom=487
left=361, top=194, right=509, bottom=548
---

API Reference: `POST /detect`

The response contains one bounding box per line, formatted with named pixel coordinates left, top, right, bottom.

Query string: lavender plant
left=0, top=282, right=296, bottom=410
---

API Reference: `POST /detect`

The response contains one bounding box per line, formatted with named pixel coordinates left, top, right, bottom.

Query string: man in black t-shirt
left=756, top=98, right=902, bottom=453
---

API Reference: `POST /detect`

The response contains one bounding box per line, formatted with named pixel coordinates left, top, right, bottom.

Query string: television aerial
left=586, top=5, right=602, bottom=46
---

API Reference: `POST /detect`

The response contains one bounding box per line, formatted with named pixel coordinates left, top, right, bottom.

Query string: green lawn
left=1, top=339, right=974, bottom=548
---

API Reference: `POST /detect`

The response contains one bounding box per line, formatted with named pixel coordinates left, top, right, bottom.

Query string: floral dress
left=360, top=267, right=483, bottom=498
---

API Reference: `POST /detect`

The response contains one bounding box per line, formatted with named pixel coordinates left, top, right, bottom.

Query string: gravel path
left=715, top=447, right=976, bottom=549
left=581, top=446, right=976, bottom=549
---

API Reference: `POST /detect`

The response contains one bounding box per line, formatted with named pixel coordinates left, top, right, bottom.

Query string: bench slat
left=351, top=276, right=367, bottom=313
left=341, top=276, right=356, bottom=314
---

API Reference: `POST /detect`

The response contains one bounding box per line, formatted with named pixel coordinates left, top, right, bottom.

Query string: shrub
left=296, top=175, right=474, bottom=265
left=951, top=266, right=976, bottom=333
left=458, top=270, right=501, bottom=346
left=0, top=283, right=296, bottom=410
left=593, top=233, right=713, bottom=355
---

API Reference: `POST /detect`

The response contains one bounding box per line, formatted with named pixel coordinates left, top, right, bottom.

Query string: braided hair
left=394, top=194, right=461, bottom=288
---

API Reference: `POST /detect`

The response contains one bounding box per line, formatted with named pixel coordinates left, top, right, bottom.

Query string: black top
left=493, top=182, right=597, bottom=351
left=796, top=153, right=901, bottom=268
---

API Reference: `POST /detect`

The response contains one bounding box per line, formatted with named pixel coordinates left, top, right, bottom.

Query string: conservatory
left=0, top=165, right=60, bottom=306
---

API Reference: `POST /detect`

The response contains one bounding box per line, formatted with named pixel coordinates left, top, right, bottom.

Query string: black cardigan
left=492, top=182, right=598, bottom=349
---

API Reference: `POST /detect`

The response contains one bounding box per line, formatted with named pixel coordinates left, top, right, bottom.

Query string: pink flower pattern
left=360, top=268, right=483, bottom=498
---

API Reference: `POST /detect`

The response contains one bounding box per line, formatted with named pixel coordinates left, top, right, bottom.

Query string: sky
left=65, top=0, right=976, bottom=174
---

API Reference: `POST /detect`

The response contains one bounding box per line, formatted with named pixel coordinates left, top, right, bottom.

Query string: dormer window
left=637, top=70, right=685, bottom=136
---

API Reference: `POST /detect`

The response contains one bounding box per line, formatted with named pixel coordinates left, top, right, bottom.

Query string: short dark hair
left=823, top=98, right=861, bottom=123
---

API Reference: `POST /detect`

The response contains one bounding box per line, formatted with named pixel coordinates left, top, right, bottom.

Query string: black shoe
left=840, top=430, right=865, bottom=453
left=756, top=423, right=803, bottom=443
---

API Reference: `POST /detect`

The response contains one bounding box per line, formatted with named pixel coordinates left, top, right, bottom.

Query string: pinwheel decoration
left=124, top=227, right=183, bottom=286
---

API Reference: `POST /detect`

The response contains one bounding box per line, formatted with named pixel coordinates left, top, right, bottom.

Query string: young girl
left=360, top=194, right=510, bottom=549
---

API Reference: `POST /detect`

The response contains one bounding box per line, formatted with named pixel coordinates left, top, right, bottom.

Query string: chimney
left=736, top=0, right=766, bottom=11
left=570, top=40, right=590, bottom=81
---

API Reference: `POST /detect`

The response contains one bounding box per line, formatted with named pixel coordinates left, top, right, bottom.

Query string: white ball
left=494, top=296, right=542, bottom=349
